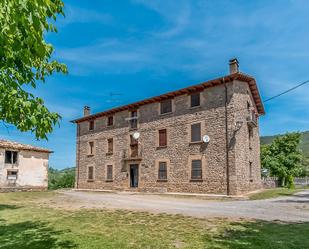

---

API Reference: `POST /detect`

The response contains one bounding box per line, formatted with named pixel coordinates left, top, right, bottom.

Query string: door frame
left=129, top=164, right=139, bottom=188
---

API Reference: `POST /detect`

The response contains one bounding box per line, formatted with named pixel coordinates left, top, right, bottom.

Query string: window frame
left=89, top=120, right=94, bottom=131
left=88, top=141, right=94, bottom=156
left=107, top=138, right=113, bottom=154
left=158, top=161, right=167, bottom=181
left=190, top=123, right=202, bottom=143
left=160, top=99, right=173, bottom=115
left=158, top=129, right=167, bottom=147
left=107, top=116, right=114, bottom=126
left=5, top=150, right=18, bottom=164
left=190, top=92, right=201, bottom=108
left=191, top=159, right=202, bottom=180
left=7, top=169, right=18, bottom=180
left=87, top=166, right=94, bottom=181
left=129, top=110, right=138, bottom=129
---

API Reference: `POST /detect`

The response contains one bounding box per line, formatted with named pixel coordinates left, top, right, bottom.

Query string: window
left=107, top=165, right=113, bottom=180
left=191, top=123, right=201, bottom=142
left=107, top=138, right=113, bottom=154
left=249, top=162, right=253, bottom=178
left=130, top=135, right=138, bottom=157
left=130, top=110, right=138, bottom=129
left=158, top=162, right=167, bottom=180
left=248, top=126, right=253, bottom=149
left=7, top=170, right=18, bottom=180
left=160, top=99, right=172, bottom=114
left=107, top=116, right=114, bottom=126
left=89, top=142, right=94, bottom=155
left=5, top=151, right=18, bottom=164
left=191, top=159, right=202, bottom=180
left=158, top=129, right=167, bottom=147
left=88, top=166, right=94, bottom=180
left=89, top=120, right=94, bottom=131
left=190, top=92, right=200, bottom=107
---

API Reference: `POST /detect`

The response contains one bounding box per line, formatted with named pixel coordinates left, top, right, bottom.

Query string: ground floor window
left=107, top=165, right=113, bottom=181
left=158, top=162, right=167, bottom=180
left=191, top=159, right=202, bottom=180
left=88, top=166, right=94, bottom=181
left=7, top=170, right=18, bottom=180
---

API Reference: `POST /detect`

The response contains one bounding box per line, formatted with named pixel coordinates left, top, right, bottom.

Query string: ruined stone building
left=0, top=139, right=51, bottom=191
left=72, top=59, right=265, bottom=195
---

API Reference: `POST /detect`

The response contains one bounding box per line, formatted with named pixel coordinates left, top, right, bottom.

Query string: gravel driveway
left=54, top=190, right=309, bottom=222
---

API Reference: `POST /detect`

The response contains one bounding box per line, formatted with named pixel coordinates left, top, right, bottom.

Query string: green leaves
left=261, top=133, right=303, bottom=188
left=0, top=0, right=67, bottom=139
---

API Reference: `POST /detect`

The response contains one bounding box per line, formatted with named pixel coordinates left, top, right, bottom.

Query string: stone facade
left=73, top=68, right=264, bottom=195
left=0, top=140, right=50, bottom=191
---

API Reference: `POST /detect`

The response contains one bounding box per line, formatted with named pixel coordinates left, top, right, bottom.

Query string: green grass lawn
left=248, top=187, right=308, bottom=200
left=0, top=191, right=308, bottom=249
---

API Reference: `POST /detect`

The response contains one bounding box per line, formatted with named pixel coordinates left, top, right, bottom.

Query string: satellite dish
left=132, top=132, right=140, bottom=140
left=202, top=135, right=210, bottom=143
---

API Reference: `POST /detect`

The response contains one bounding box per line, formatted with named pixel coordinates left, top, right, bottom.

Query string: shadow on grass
left=0, top=204, right=20, bottom=211
left=0, top=220, right=77, bottom=249
left=207, top=221, right=309, bottom=249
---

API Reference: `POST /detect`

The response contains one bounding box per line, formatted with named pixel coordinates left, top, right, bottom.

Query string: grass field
left=248, top=187, right=308, bottom=200
left=0, top=191, right=308, bottom=249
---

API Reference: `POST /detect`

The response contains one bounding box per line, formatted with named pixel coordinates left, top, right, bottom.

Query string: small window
left=107, top=138, right=113, bottom=154
left=5, top=151, right=18, bottom=164
left=107, top=116, right=114, bottom=126
left=89, top=141, right=94, bottom=155
left=249, top=162, right=253, bottom=178
left=191, top=123, right=201, bottom=142
left=107, top=165, right=113, bottom=180
left=88, top=166, right=94, bottom=180
left=160, top=99, right=172, bottom=114
left=130, top=135, right=138, bottom=157
left=7, top=170, right=18, bottom=180
left=248, top=126, right=253, bottom=149
left=191, top=160, right=202, bottom=180
left=89, top=120, right=94, bottom=131
left=158, top=162, right=167, bottom=180
left=190, top=92, right=200, bottom=107
left=130, top=110, right=138, bottom=129
left=158, top=129, right=167, bottom=147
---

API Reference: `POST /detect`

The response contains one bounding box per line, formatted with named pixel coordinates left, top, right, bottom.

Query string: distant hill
left=260, top=131, right=309, bottom=157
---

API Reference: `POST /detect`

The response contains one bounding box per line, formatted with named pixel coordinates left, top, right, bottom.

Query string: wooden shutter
left=191, top=123, right=201, bottom=142
left=159, top=129, right=167, bottom=147
left=107, top=116, right=113, bottom=126
left=190, top=92, right=200, bottom=107
left=191, top=160, right=202, bottom=179
left=160, top=99, right=172, bottom=114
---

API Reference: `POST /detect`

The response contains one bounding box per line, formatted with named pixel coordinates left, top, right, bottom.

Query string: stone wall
left=76, top=80, right=262, bottom=195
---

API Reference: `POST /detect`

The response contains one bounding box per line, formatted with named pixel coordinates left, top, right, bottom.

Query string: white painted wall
left=0, top=148, right=49, bottom=188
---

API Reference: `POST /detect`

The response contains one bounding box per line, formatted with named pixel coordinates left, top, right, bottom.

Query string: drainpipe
left=224, top=77, right=230, bottom=195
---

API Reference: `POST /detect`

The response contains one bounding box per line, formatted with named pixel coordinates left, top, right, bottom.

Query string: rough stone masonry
left=72, top=59, right=265, bottom=195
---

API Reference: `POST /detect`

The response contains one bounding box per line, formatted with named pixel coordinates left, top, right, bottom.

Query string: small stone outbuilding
left=0, top=139, right=51, bottom=191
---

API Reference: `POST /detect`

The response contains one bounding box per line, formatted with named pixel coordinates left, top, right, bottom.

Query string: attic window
left=160, top=99, right=172, bottom=114
left=107, top=116, right=114, bottom=126
left=89, top=120, right=94, bottom=130
left=5, top=151, right=18, bottom=164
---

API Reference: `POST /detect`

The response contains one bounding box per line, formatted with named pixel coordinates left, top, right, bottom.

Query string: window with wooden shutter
left=191, top=123, right=201, bottom=142
left=160, top=99, right=172, bottom=114
left=107, top=138, right=113, bottom=154
left=89, top=120, right=94, bottom=130
left=130, top=110, right=138, bottom=129
left=89, top=142, right=94, bottom=155
left=88, top=166, right=94, bottom=180
left=158, top=162, right=167, bottom=180
left=107, top=116, right=114, bottom=126
left=158, top=129, right=167, bottom=147
left=191, top=160, right=202, bottom=180
left=107, top=165, right=113, bottom=180
left=190, top=92, right=200, bottom=107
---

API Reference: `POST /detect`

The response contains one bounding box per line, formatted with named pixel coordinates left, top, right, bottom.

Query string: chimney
left=229, top=58, right=239, bottom=74
left=83, top=106, right=90, bottom=116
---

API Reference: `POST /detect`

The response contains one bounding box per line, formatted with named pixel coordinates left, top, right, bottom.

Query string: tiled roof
left=0, top=139, right=52, bottom=153
left=71, top=72, right=265, bottom=123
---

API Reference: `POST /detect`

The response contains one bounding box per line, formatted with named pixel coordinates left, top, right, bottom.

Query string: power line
left=263, top=79, right=309, bottom=103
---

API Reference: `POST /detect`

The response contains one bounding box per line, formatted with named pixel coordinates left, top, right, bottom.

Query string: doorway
left=130, top=164, right=139, bottom=188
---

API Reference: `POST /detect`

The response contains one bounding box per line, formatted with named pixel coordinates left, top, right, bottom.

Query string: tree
left=48, top=167, right=75, bottom=190
left=0, top=0, right=67, bottom=139
left=261, top=132, right=303, bottom=188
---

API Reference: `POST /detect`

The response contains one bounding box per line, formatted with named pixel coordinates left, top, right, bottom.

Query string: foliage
left=1, top=192, right=309, bottom=249
left=48, top=167, right=75, bottom=190
left=0, top=0, right=67, bottom=139
left=261, top=131, right=309, bottom=176
left=261, top=133, right=303, bottom=188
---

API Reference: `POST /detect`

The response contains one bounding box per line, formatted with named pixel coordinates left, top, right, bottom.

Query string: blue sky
left=1, top=0, right=309, bottom=169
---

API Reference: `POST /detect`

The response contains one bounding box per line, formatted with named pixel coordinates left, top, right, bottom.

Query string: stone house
left=0, top=139, right=51, bottom=191
left=72, top=59, right=265, bottom=195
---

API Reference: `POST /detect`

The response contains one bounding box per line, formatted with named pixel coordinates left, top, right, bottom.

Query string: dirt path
left=44, top=190, right=309, bottom=222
